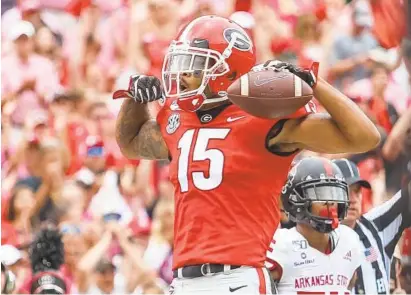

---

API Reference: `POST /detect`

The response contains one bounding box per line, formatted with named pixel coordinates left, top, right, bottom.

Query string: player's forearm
left=115, top=99, right=151, bottom=158
left=116, top=99, right=169, bottom=160
left=314, top=78, right=380, bottom=150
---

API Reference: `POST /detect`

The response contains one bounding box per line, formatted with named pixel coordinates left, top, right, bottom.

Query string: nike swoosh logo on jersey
left=229, top=285, right=247, bottom=292
left=254, top=75, right=283, bottom=87
left=227, top=116, right=246, bottom=122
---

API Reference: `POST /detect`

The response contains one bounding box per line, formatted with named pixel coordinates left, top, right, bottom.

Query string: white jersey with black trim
left=265, top=225, right=363, bottom=295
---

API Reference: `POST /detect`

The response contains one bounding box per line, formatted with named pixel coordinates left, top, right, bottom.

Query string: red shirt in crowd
left=368, top=97, right=393, bottom=134
left=65, top=122, right=89, bottom=176
left=402, top=228, right=411, bottom=264
left=371, top=0, right=405, bottom=49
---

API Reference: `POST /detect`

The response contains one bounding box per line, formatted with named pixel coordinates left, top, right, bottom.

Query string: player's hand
left=113, top=75, right=164, bottom=103
left=262, top=60, right=319, bottom=89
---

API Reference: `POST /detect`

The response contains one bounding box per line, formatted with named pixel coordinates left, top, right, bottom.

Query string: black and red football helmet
left=281, top=157, right=349, bottom=233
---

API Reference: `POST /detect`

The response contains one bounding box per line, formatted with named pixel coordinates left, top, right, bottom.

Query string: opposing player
left=114, top=15, right=379, bottom=294
left=266, top=157, right=363, bottom=294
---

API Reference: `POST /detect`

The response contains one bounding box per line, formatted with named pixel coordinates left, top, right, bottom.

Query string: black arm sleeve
left=265, top=119, right=300, bottom=156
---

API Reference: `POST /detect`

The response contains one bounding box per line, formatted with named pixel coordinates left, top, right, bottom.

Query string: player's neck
left=297, top=224, right=330, bottom=254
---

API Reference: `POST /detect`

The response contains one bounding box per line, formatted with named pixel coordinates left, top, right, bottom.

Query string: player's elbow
left=118, top=144, right=136, bottom=159
left=362, top=124, right=381, bottom=150
left=118, top=143, right=142, bottom=160
left=350, top=124, right=381, bottom=152
left=116, top=133, right=139, bottom=159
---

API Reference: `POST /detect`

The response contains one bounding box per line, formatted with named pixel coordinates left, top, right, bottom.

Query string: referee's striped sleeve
left=363, top=178, right=411, bottom=258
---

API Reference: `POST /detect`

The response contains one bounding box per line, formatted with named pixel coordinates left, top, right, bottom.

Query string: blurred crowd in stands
left=1, top=0, right=410, bottom=293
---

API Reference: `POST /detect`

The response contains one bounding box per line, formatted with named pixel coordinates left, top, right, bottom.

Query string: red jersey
left=156, top=98, right=312, bottom=269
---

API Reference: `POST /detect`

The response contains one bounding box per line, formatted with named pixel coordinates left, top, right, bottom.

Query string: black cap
left=332, top=159, right=371, bottom=189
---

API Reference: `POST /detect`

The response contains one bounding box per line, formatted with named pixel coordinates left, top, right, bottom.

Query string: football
left=227, top=68, right=313, bottom=119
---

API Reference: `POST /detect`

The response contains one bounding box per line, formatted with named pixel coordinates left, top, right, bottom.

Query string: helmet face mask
left=162, top=43, right=229, bottom=99
left=289, top=180, right=349, bottom=233
left=281, top=157, right=349, bottom=234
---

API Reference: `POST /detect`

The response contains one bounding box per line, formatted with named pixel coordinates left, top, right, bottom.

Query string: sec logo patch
left=166, top=113, right=180, bottom=134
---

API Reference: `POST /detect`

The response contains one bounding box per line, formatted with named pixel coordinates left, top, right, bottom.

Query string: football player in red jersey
left=113, top=15, right=380, bottom=294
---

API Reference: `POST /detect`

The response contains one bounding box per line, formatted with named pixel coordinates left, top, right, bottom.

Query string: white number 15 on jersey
left=177, top=128, right=230, bottom=192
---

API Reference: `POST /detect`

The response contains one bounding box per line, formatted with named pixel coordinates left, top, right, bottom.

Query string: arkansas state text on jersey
left=294, top=274, right=349, bottom=289
left=157, top=97, right=312, bottom=269
left=265, top=225, right=364, bottom=295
